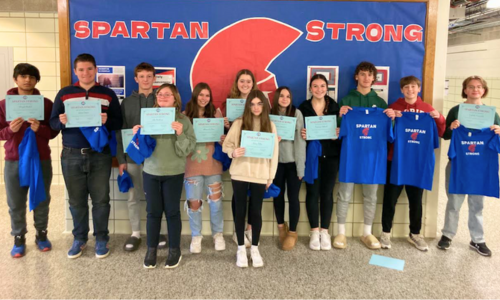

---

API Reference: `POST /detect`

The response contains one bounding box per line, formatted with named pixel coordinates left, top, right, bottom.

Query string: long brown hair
left=229, top=69, right=258, bottom=98
left=154, top=83, right=183, bottom=114
left=240, top=90, right=272, bottom=136
left=185, top=82, right=216, bottom=121
left=271, top=86, right=296, bottom=117
left=309, top=73, right=330, bottom=114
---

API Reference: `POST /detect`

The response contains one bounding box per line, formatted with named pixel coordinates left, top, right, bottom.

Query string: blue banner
left=69, top=0, right=427, bottom=106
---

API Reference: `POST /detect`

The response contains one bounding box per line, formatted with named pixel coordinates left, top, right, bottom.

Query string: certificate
left=226, top=98, right=246, bottom=121
left=458, top=103, right=496, bottom=130
left=193, top=118, right=224, bottom=143
left=305, top=115, right=337, bottom=140
left=270, top=115, right=297, bottom=141
left=121, top=129, right=134, bottom=153
left=140, top=107, right=175, bottom=135
left=240, top=130, right=276, bottom=159
left=5, top=95, right=44, bottom=121
left=64, top=99, right=102, bottom=128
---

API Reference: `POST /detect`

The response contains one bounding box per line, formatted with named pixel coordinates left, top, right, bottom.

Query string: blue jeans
left=61, top=147, right=112, bottom=242
left=443, top=161, right=485, bottom=243
left=184, top=174, right=223, bottom=237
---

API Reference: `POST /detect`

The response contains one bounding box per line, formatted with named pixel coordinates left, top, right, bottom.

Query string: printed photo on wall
left=373, top=66, right=390, bottom=103
left=97, top=66, right=126, bottom=101
left=153, top=67, right=176, bottom=89
left=306, top=66, right=339, bottom=101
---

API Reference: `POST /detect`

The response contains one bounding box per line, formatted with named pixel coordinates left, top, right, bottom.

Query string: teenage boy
left=0, top=63, right=59, bottom=258
left=50, top=54, right=123, bottom=259
left=116, top=62, right=157, bottom=251
left=380, top=76, right=445, bottom=251
left=334, top=61, right=395, bottom=250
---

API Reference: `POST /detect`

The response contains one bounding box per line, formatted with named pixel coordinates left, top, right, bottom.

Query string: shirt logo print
left=362, top=128, right=370, bottom=136
left=411, top=132, right=418, bottom=140
left=468, top=144, right=476, bottom=152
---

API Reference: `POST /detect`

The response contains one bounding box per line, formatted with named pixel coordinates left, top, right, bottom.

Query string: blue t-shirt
left=339, top=107, right=394, bottom=184
left=448, top=125, right=500, bottom=197
left=390, top=112, right=439, bottom=190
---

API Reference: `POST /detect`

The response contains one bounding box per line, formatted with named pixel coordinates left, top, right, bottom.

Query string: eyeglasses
left=157, top=93, right=173, bottom=98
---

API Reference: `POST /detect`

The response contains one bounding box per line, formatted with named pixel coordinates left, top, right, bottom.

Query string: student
left=271, top=87, right=306, bottom=250
left=50, top=53, right=123, bottom=259
left=380, top=76, right=445, bottom=251
left=0, top=63, right=59, bottom=258
left=335, top=61, right=395, bottom=250
left=438, top=76, right=500, bottom=256
left=223, top=90, right=279, bottom=267
left=298, top=74, right=340, bottom=251
left=134, top=83, right=196, bottom=268
left=184, top=82, right=225, bottom=253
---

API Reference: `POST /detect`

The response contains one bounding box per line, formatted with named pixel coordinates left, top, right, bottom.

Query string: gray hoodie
left=276, top=109, right=306, bottom=178
left=116, top=90, right=156, bottom=165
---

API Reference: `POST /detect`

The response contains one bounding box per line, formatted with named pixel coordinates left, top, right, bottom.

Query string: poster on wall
left=70, top=0, right=427, bottom=106
left=306, top=66, right=339, bottom=101
left=96, top=65, right=126, bottom=101
left=373, top=66, right=390, bottom=103
left=153, top=67, right=176, bottom=89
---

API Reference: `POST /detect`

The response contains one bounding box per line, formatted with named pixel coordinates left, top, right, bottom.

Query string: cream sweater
left=222, top=118, right=279, bottom=184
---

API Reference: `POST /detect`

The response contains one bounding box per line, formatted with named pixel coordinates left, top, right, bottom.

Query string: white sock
left=238, top=245, right=246, bottom=251
left=363, top=224, right=372, bottom=237
left=131, top=231, right=141, bottom=238
left=338, top=224, right=346, bottom=235
left=251, top=245, right=259, bottom=251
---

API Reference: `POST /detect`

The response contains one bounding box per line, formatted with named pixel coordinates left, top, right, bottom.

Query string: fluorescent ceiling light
left=487, top=0, right=500, bottom=8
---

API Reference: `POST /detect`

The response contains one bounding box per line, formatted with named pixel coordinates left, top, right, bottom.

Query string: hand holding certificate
left=270, top=115, right=297, bottom=141
left=64, top=99, right=102, bottom=128
left=193, top=118, right=224, bottom=143
left=240, top=130, right=276, bottom=159
left=458, top=103, right=496, bottom=130
left=140, top=107, right=175, bottom=135
left=305, top=115, right=337, bottom=140
left=226, top=98, right=246, bottom=122
left=5, top=95, right=44, bottom=121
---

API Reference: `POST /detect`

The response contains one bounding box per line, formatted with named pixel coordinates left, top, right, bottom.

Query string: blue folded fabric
left=213, top=142, right=231, bottom=171
left=126, top=128, right=157, bottom=164
left=247, top=183, right=281, bottom=199
left=117, top=170, right=134, bottom=193
left=18, top=128, right=46, bottom=211
left=80, top=126, right=109, bottom=152
left=303, top=140, right=322, bottom=184
left=109, top=130, right=117, bottom=156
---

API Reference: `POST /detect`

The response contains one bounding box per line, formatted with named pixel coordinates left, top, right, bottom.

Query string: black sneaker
left=437, top=236, right=452, bottom=250
left=165, top=248, right=182, bottom=269
left=143, top=247, right=157, bottom=269
left=11, top=235, right=26, bottom=258
left=35, top=230, right=52, bottom=252
left=469, top=241, right=492, bottom=257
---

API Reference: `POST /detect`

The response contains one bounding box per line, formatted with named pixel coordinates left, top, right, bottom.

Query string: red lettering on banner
left=92, top=21, right=111, bottom=39
left=366, top=23, right=383, bottom=42
left=171, top=23, right=189, bottom=39
left=151, top=22, right=170, bottom=39
left=74, top=20, right=90, bottom=39
left=383, top=25, right=403, bottom=42
left=190, top=22, right=208, bottom=39
left=326, top=23, right=345, bottom=40
left=131, top=21, right=150, bottom=39
left=404, top=24, right=423, bottom=42
left=346, top=23, right=365, bottom=41
left=306, top=20, right=325, bottom=42
left=110, top=21, right=130, bottom=38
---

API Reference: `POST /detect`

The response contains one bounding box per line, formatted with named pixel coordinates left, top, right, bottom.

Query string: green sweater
left=443, top=104, right=500, bottom=140
left=143, top=112, right=196, bottom=176
left=338, top=89, right=387, bottom=126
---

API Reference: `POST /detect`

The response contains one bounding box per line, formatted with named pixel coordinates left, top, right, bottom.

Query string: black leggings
left=273, top=162, right=301, bottom=231
left=232, top=180, right=265, bottom=246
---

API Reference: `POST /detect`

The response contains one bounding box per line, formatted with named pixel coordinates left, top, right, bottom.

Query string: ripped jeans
left=184, top=174, right=224, bottom=237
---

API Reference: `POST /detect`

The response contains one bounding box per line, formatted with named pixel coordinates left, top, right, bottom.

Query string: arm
left=104, top=93, right=123, bottom=131
left=36, top=99, right=59, bottom=140
left=115, top=103, right=128, bottom=165
left=434, top=113, right=446, bottom=138
left=268, top=123, right=280, bottom=184
left=174, top=117, right=196, bottom=157
left=0, top=103, right=17, bottom=141
left=49, top=90, right=66, bottom=131
left=222, top=119, right=241, bottom=158
left=443, top=106, right=458, bottom=140
left=294, top=111, right=306, bottom=178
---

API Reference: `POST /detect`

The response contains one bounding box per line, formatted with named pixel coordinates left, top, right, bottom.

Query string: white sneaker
left=190, top=236, right=203, bottom=254
left=380, top=232, right=391, bottom=249
left=250, top=247, right=264, bottom=268
left=213, top=233, right=226, bottom=251
left=232, top=232, right=251, bottom=248
left=236, top=248, right=248, bottom=268
left=320, top=230, right=332, bottom=250
left=309, top=230, right=320, bottom=251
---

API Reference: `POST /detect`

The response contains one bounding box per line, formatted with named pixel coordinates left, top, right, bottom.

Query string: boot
left=282, top=231, right=298, bottom=251
left=278, top=222, right=289, bottom=245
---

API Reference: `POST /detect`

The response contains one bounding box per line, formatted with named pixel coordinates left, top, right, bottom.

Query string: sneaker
left=11, top=235, right=26, bottom=258
left=309, top=231, right=320, bottom=251
left=408, top=233, right=429, bottom=251
left=236, top=248, right=248, bottom=268
left=469, top=241, right=492, bottom=257
left=123, top=236, right=141, bottom=252
left=232, top=232, right=251, bottom=248
left=320, top=230, right=332, bottom=250
left=250, top=247, right=264, bottom=268
left=165, top=248, right=182, bottom=269
left=333, top=234, right=347, bottom=249
left=67, top=240, right=86, bottom=259
left=437, top=235, right=452, bottom=250
left=213, top=233, right=226, bottom=251
left=190, top=236, right=203, bottom=254
left=380, top=232, right=391, bottom=249
left=143, top=247, right=157, bottom=269
left=158, top=235, right=168, bottom=249
left=95, top=240, right=110, bottom=259
left=35, top=230, right=52, bottom=252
